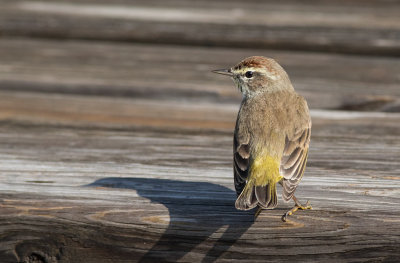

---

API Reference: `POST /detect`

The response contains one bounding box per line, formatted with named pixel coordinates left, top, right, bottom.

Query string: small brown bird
left=213, top=56, right=312, bottom=221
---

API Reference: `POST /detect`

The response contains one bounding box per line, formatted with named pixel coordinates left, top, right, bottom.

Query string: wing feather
left=280, top=122, right=311, bottom=202
left=233, top=135, right=250, bottom=196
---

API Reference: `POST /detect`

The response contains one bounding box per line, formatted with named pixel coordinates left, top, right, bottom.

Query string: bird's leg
left=254, top=206, right=263, bottom=220
left=281, top=195, right=312, bottom=222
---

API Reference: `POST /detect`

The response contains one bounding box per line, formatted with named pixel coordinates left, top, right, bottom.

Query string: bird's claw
left=281, top=211, right=291, bottom=222
left=302, top=200, right=312, bottom=210
left=281, top=200, right=312, bottom=222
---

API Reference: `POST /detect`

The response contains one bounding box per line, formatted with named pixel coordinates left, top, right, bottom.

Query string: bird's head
left=213, top=56, right=293, bottom=97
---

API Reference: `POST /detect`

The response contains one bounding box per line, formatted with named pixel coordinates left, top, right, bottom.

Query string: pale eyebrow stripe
left=233, top=67, right=278, bottom=80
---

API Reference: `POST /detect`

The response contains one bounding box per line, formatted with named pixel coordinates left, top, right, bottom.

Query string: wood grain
left=1, top=1, right=400, bottom=262
left=0, top=38, right=399, bottom=112
left=1, top=0, right=400, bottom=56
left=0, top=110, right=400, bottom=262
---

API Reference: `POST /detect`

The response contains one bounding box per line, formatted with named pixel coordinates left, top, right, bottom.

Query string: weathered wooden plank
left=0, top=2, right=399, bottom=260
left=0, top=109, right=399, bottom=262
left=0, top=86, right=400, bottom=262
left=1, top=0, right=400, bottom=56
left=1, top=89, right=400, bottom=133
left=0, top=39, right=399, bottom=112
left=0, top=90, right=237, bottom=131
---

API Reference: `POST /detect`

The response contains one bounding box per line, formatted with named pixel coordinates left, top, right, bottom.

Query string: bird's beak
left=212, top=68, right=233, bottom=76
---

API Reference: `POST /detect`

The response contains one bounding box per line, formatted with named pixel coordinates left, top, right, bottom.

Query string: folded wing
left=280, top=122, right=311, bottom=202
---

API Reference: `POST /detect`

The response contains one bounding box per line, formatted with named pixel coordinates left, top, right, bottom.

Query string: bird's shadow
left=87, top=177, right=255, bottom=262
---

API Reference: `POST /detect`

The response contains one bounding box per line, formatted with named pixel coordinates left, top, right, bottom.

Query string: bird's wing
left=233, top=135, right=250, bottom=196
left=280, top=120, right=311, bottom=202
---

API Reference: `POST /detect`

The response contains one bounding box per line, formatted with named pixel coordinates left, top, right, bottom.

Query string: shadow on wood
left=88, top=177, right=255, bottom=262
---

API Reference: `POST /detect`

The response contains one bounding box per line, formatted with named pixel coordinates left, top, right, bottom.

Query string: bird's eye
left=245, top=71, right=253, bottom=78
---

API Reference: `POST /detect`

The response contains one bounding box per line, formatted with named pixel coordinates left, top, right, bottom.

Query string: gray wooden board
left=0, top=98, right=400, bottom=262
left=0, top=38, right=399, bottom=112
left=1, top=0, right=400, bottom=56
left=1, top=1, right=400, bottom=260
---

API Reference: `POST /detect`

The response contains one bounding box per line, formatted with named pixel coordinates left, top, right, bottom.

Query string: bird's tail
left=235, top=181, right=278, bottom=210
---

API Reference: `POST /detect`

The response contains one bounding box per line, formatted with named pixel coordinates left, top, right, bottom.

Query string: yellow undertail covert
left=250, top=155, right=283, bottom=186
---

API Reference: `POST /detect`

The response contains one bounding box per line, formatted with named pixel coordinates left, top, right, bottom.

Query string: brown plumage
left=213, top=56, right=312, bottom=221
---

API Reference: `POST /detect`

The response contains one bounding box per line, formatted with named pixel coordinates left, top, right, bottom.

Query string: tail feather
left=235, top=183, right=257, bottom=210
left=268, top=184, right=278, bottom=208
left=235, top=182, right=278, bottom=210
left=258, top=183, right=277, bottom=209
left=255, top=185, right=267, bottom=205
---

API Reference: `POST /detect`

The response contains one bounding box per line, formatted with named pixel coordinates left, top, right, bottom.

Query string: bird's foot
left=281, top=199, right=312, bottom=222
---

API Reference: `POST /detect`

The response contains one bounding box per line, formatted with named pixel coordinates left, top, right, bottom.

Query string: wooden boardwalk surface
left=0, top=1, right=400, bottom=262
